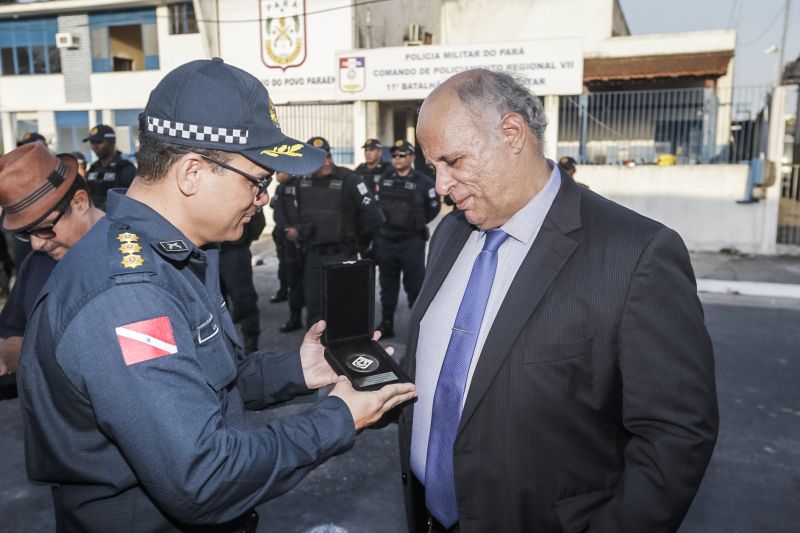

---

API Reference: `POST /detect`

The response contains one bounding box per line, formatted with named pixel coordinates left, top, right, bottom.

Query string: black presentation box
left=322, top=259, right=412, bottom=391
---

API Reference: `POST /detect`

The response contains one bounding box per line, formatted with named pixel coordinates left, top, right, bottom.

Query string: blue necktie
left=425, top=228, right=509, bottom=528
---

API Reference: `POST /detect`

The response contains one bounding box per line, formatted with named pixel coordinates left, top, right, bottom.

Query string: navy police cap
left=390, top=139, right=415, bottom=154
left=140, top=57, right=325, bottom=176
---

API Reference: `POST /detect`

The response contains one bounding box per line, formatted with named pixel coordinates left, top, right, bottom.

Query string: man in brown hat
left=0, top=142, right=104, bottom=378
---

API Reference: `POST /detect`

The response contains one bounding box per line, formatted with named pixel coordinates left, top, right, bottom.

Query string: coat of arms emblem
left=260, top=0, right=307, bottom=70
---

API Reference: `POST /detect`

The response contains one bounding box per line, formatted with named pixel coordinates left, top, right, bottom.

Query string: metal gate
left=778, top=164, right=800, bottom=245
left=274, top=102, right=355, bottom=165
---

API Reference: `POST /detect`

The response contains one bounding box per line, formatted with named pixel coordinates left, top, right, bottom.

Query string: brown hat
left=0, top=142, right=78, bottom=233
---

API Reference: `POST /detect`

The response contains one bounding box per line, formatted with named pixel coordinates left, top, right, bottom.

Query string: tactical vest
left=297, top=172, right=357, bottom=245
left=378, top=172, right=427, bottom=232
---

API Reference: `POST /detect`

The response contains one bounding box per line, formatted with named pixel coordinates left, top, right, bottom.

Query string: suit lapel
left=457, top=175, right=583, bottom=437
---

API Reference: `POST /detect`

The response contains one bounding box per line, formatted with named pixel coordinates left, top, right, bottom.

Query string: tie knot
left=482, top=229, right=508, bottom=253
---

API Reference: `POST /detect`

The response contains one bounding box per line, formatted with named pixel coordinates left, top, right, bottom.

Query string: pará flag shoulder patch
left=116, top=316, right=177, bottom=366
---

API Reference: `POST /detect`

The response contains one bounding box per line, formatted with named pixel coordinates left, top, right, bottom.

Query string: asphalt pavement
left=0, top=238, right=798, bottom=532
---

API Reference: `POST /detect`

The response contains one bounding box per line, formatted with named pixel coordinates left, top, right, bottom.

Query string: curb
left=697, top=279, right=800, bottom=300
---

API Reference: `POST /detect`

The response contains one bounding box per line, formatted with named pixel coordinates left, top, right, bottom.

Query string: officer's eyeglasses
left=200, top=155, right=273, bottom=196
left=392, top=153, right=410, bottom=158
left=12, top=182, right=80, bottom=242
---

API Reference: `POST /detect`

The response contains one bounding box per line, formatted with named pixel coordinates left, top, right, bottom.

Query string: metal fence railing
left=778, top=164, right=800, bottom=245
left=274, top=102, right=355, bottom=165
left=557, top=86, right=773, bottom=166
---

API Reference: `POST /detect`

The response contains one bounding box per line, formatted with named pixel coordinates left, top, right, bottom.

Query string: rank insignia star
left=119, top=242, right=142, bottom=254
left=117, top=232, right=139, bottom=243
left=121, top=254, right=144, bottom=269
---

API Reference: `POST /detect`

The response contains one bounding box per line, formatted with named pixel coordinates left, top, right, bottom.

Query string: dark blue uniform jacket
left=18, top=190, right=355, bottom=532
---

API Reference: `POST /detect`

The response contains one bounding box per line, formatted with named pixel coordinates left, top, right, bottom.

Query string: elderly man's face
left=417, top=91, right=516, bottom=230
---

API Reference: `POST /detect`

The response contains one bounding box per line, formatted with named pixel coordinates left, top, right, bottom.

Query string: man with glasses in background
left=373, top=140, right=440, bottom=339
left=0, top=142, right=104, bottom=388
left=16, top=58, right=415, bottom=531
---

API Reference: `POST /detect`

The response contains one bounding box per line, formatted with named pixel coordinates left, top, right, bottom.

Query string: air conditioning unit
left=55, top=33, right=79, bottom=49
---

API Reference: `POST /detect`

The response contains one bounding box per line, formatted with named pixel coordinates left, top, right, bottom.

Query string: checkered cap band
left=146, top=116, right=249, bottom=145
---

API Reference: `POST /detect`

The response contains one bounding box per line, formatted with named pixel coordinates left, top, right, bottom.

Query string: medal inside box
left=322, top=260, right=411, bottom=391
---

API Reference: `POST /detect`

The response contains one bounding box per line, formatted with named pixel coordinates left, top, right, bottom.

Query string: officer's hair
left=454, top=69, right=548, bottom=156
left=136, top=136, right=234, bottom=182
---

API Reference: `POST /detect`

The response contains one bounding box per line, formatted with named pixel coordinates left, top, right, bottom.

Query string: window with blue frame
left=0, top=17, right=61, bottom=76
left=55, top=111, right=90, bottom=159
left=89, top=9, right=159, bottom=73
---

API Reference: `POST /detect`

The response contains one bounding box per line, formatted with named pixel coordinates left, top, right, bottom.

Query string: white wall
left=578, top=164, right=780, bottom=254
left=441, top=0, right=615, bottom=50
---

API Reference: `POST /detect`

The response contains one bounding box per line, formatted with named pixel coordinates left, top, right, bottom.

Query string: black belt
left=311, top=243, right=355, bottom=256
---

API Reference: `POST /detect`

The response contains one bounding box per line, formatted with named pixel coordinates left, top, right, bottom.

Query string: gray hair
left=453, top=69, right=548, bottom=155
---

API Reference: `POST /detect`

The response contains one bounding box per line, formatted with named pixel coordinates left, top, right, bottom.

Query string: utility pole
left=777, top=0, right=791, bottom=85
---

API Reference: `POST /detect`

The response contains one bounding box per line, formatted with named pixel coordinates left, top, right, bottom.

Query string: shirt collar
left=487, top=160, right=561, bottom=245
left=106, top=189, right=200, bottom=262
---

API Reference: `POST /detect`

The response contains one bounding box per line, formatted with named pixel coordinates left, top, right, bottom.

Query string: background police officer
left=292, top=136, right=383, bottom=328
left=272, top=171, right=305, bottom=332
left=354, top=138, right=390, bottom=194
left=220, top=207, right=266, bottom=353
left=374, top=140, right=440, bottom=339
left=83, top=124, right=137, bottom=210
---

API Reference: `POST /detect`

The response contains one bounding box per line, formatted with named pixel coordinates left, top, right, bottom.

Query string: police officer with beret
left=18, top=58, right=416, bottom=531
left=292, top=137, right=383, bottom=328
left=354, top=138, right=390, bottom=194
left=374, top=140, right=440, bottom=338
left=84, top=124, right=137, bottom=210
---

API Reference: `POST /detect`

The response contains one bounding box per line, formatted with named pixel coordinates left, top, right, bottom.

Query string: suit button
left=401, top=473, right=408, bottom=485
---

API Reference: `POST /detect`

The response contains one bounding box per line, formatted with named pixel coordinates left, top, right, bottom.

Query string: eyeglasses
left=392, top=153, right=410, bottom=158
left=200, top=155, right=273, bottom=196
left=13, top=182, right=80, bottom=242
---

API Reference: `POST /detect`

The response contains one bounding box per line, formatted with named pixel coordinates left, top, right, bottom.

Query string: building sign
left=260, top=0, right=307, bottom=70
left=339, top=56, right=365, bottom=93
left=336, top=38, right=583, bottom=100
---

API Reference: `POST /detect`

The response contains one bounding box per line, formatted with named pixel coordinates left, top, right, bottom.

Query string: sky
left=619, top=0, right=800, bottom=87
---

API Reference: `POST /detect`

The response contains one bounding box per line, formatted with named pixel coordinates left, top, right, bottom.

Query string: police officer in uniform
left=272, top=171, right=305, bottom=332
left=220, top=207, right=266, bottom=353
left=354, top=138, right=390, bottom=194
left=17, top=58, right=416, bottom=531
left=375, top=140, right=440, bottom=339
left=84, top=124, right=137, bottom=210
left=293, top=137, right=383, bottom=328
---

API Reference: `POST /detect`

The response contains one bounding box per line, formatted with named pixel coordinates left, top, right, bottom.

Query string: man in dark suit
left=397, top=69, right=718, bottom=533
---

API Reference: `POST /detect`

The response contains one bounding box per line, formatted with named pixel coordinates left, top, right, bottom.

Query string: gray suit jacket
left=397, top=173, right=718, bottom=533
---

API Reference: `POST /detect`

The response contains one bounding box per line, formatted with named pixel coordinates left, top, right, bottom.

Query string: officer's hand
left=329, top=376, right=417, bottom=431
left=0, top=337, right=22, bottom=376
left=285, top=227, right=299, bottom=241
left=299, top=320, right=339, bottom=389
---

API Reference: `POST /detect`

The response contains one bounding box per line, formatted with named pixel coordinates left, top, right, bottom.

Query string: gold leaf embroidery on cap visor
left=260, top=144, right=304, bottom=158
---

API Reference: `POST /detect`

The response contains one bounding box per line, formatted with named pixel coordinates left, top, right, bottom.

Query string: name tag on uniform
left=404, top=181, right=417, bottom=190
left=299, top=179, right=312, bottom=188
left=382, top=179, right=394, bottom=187
left=103, top=172, right=116, bottom=182
left=329, top=180, right=343, bottom=190
left=87, top=172, right=99, bottom=182
left=286, top=186, right=296, bottom=195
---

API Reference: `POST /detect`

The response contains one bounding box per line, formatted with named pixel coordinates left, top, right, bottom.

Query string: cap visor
left=242, top=136, right=327, bottom=175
